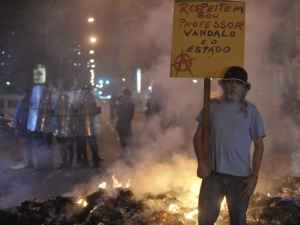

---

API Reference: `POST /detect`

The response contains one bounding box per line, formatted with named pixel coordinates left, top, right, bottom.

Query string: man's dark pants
left=198, top=172, right=250, bottom=225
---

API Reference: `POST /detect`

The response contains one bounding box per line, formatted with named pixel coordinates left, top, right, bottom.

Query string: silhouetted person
left=13, top=90, right=33, bottom=168
left=115, top=88, right=135, bottom=160
left=75, top=86, right=102, bottom=168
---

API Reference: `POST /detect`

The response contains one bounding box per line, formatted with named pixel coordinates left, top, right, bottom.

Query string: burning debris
left=1, top=176, right=300, bottom=225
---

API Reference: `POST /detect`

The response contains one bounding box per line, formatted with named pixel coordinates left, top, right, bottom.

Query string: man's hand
left=197, top=162, right=211, bottom=178
left=242, top=175, right=258, bottom=199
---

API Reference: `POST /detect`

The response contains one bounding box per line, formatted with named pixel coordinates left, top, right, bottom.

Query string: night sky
left=0, top=0, right=167, bottom=92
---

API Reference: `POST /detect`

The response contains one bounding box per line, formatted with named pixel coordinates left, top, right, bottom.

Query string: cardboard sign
left=170, top=0, right=245, bottom=78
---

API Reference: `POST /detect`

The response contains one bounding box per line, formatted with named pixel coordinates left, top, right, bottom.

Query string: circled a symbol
left=172, top=51, right=194, bottom=76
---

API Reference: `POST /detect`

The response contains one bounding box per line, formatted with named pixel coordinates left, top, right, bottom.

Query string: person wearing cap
left=193, top=66, right=266, bottom=225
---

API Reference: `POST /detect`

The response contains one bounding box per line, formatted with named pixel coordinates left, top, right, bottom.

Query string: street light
left=89, top=36, right=97, bottom=44
left=87, top=17, right=95, bottom=23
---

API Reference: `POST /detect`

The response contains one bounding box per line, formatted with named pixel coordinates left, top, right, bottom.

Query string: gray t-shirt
left=197, top=99, right=266, bottom=177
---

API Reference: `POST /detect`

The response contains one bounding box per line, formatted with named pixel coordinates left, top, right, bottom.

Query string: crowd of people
left=12, top=84, right=141, bottom=170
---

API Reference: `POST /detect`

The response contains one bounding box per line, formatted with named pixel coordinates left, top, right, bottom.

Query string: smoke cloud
left=2, top=0, right=299, bottom=207
left=91, top=0, right=300, bottom=195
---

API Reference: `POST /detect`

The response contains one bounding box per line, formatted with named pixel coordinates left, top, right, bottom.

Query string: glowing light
left=184, top=209, right=198, bottom=221
left=192, top=80, right=198, bottom=84
left=76, top=198, right=88, bottom=208
left=105, top=80, right=110, bottom=85
left=6, top=81, right=11, bottom=86
left=99, top=95, right=112, bottom=100
left=98, top=91, right=103, bottom=95
left=77, top=51, right=81, bottom=55
left=221, top=198, right=227, bottom=211
left=112, top=175, right=123, bottom=188
left=89, top=36, right=97, bottom=44
left=148, top=86, right=152, bottom=91
left=87, top=17, right=95, bottom=23
left=125, top=179, right=131, bottom=188
left=89, top=50, right=95, bottom=55
left=90, top=59, right=95, bottom=63
left=91, top=64, right=96, bottom=68
left=122, top=78, right=126, bottom=82
left=90, top=69, right=95, bottom=86
left=97, top=80, right=104, bottom=89
left=137, top=68, right=142, bottom=94
left=98, top=182, right=107, bottom=189
left=168, top=204, right=180, bottom=213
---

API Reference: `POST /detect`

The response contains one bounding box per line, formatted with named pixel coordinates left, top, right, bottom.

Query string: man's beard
left=224, top=89, right=244, bottom=102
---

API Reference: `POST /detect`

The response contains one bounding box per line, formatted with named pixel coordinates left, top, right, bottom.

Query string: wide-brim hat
left=220, top=66, right=251, bottom=90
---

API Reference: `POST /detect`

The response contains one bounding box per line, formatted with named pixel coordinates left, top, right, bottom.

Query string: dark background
left=0, top=0, right=167, bottom=92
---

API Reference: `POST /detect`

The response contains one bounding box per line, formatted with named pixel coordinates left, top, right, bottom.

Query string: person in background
left=75, top=85, right=102, bottom=168
left=115, top=88, right=135, bottom=161
left=53, top=92, right=75, bottom=168
left=13, top=90, right=33, bottom=168
left=144, top=93, right=162, bottom=120
left=193, top=66, right=266, bottom=225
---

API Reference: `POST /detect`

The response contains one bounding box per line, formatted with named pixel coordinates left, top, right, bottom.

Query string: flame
left=125, top=179, right=131, bottom=188
left=168, top=203, right=180, bottom=213
left=112, top=175, right=131, bottom=189
left=221, top=198, right=227, bottom=211
left=98, top=182, right=107, bottom=189
left=184, top=209, right=198, bottom=221
left=76, top=198, right=88, bottom=208
left=112, top=175, right=123, bottom=188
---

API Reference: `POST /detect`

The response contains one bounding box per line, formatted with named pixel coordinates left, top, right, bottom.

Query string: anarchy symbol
left=172, top=51, right=194, bottom=76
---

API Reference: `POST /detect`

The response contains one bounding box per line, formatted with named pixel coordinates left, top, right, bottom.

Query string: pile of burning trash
left=1, top=176, right=300, bottom=225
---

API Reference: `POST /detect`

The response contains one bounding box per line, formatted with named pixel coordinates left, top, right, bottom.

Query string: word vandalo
left=184, top=29, right=237, bottom=38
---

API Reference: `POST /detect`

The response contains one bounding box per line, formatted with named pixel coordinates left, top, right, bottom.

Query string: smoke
left=90, top=0, right=300, bottom=196
left=1, top=0, right=299, bottom=208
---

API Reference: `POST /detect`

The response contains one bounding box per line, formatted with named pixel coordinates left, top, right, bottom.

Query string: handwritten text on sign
left=170, top=1, right=245, bottom=78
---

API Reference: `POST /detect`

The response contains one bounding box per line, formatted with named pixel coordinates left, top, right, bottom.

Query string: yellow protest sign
left=170, top=0, right=245, bottom=78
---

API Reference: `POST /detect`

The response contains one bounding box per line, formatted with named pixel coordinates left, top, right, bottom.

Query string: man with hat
left=193, top=66, right=266, bottom=225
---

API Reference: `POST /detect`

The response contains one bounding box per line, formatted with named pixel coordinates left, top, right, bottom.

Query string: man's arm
left=193, top=125, right=211, bottom=178
left=193, top=125, right=202, bottom=162
left=242, top=137, right=264, bottom=199
left=252, top=137, right=264, bottom=177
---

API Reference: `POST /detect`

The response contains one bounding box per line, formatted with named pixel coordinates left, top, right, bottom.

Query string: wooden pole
left=201, top=78, right=212, bottom=175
